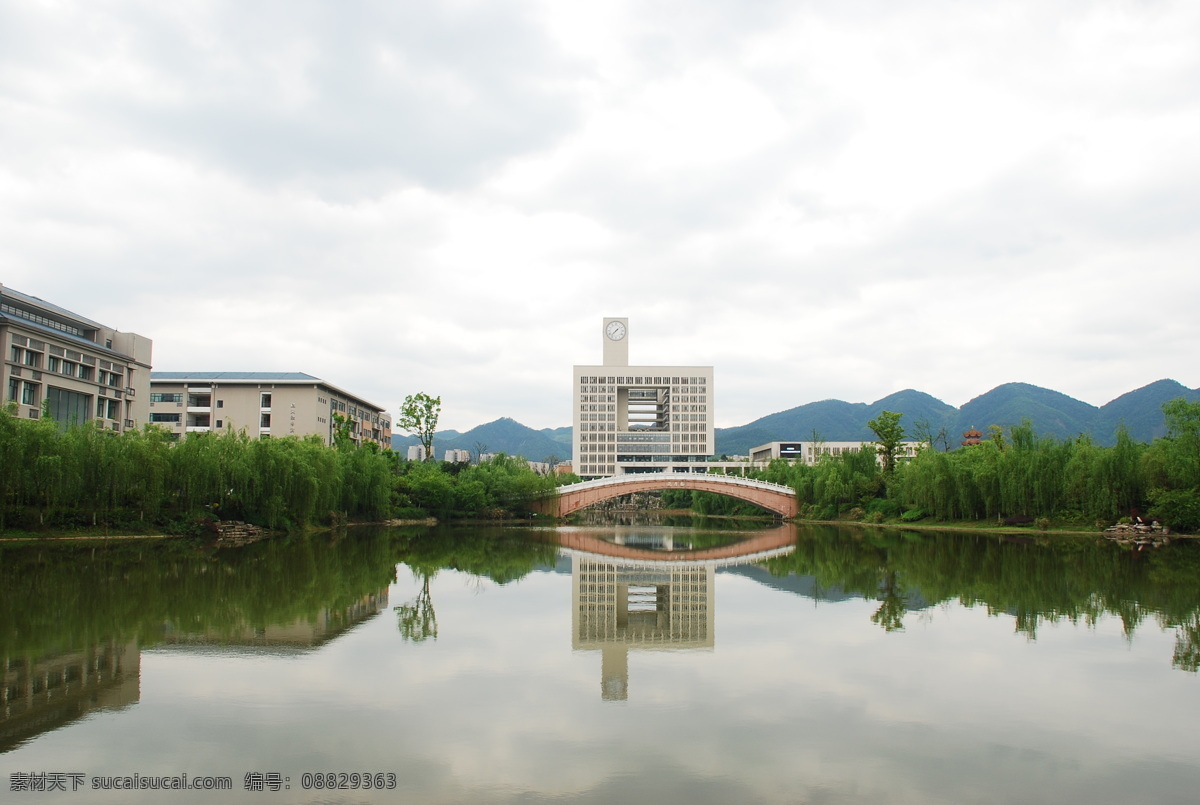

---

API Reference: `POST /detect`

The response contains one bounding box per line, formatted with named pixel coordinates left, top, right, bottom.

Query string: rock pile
left=214, top=520, right=272, bottom=546
left=1104, top=519, right=1169, bottom=548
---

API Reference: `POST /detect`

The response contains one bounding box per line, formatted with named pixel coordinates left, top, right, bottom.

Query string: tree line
left=0, top=406, right=559, bottom=533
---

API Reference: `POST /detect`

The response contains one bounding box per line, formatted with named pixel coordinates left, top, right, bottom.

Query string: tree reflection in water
left=395, top=570, right=438, bottom=642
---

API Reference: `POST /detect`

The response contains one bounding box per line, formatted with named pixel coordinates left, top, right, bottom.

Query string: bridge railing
left=552, top=473, right=795, bottom=497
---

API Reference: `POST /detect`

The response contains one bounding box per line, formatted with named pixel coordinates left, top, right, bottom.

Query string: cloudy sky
left=2, top=0, right=1197, bottom=432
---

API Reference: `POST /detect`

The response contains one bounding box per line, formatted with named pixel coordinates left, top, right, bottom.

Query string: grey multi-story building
left=1, top=284, right=153, bottom=431
left=573, top=318, right=715, bottom=478
left=148, top=371, right=392, bottom=449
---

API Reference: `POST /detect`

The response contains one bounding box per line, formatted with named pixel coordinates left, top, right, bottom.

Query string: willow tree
left=1144, top=398, right=1200, bottom=532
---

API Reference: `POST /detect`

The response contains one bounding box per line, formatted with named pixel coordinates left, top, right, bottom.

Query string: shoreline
left=3, top=517, right=1194, bottom=542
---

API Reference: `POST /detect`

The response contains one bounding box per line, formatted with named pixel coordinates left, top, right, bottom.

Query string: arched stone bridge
left=528, top=474, right=798, bottom=518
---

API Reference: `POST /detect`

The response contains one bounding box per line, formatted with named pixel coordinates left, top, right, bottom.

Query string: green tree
left=867, top=410, right=905, bottom=475
left=331, top=412, right=356, bottom=450
left=398, top=393, right=441, bottom=462
left=1144, top=398, right=1200, bottom=532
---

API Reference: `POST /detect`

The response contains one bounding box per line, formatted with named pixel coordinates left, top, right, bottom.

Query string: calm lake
left=3, top=522, right=1199, bottom=804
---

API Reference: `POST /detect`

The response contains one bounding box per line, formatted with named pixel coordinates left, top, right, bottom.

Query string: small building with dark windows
left=149, top=371, right=392, bottom=449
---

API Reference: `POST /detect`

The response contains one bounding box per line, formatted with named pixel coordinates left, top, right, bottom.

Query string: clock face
left=605, top=321, right=626, bottom=341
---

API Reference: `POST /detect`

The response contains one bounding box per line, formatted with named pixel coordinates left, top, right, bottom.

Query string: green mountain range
left=392, top=379, right=1199, bottom=461
left=715, top=379, right=1200, bottom=456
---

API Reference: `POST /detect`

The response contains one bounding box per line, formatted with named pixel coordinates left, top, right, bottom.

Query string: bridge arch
left=528, top=474, right=798, bottom=518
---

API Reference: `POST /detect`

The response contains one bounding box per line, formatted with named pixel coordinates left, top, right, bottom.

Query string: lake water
left=3, top=522, right=1199, bottom=804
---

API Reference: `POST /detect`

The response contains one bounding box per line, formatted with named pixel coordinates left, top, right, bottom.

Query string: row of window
left=1, top=302, right=91, bottom=339
left=152, top=392, right=273, bottom=408
left=579, top=376, right=709, bottom=385
left=4, top=382, right=124, bottom=425
left=9, top=346, right=112, bottom=384
left=149, top=412, right=272, bottom=428
left=579, top=401, right=705, bottom=412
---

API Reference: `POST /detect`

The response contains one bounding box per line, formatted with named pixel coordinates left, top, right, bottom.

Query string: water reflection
left=562, top=525, right=796, bottom=699
left=158, top=591, right=389, bottom=653
left=0, top=530, right=408, bottom=751
left=2, top=523, right=1200, bottom=805
left=1, top=639, right=139, bottom=754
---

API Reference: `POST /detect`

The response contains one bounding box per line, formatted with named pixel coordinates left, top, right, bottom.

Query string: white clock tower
left=602, top=317, right=628, bottom=366
left=572, top=318, right=715, bottom=479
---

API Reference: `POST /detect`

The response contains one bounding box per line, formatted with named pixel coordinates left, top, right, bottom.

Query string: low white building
left=750, top=440, right=921, bottom=468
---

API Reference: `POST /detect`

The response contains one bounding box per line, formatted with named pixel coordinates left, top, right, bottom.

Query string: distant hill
left=540, top=426, right=573, bottom=453
left=714, top=379, right=1199, bottom=455
left=953, top=383, right=1098, bottom=442
left=389, top=379, right=1198, bottom=460
left=715, top=389, right=956, bottom=456
left=1093, top=379, right=1200, bottom=441
left=392, top=417, right=567, bottom=463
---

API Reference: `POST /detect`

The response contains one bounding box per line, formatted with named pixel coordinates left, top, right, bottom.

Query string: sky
left=2, top=0, right=1198, bottom=432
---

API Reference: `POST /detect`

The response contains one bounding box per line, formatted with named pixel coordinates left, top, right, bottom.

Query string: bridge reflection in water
left=558, top=524, right=797, bottom=700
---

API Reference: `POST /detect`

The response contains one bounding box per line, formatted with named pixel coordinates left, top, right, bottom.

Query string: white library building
left=573, top=318, right=714, bottom=479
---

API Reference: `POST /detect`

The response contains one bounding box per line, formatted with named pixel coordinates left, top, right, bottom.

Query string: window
left=77, top=365, right=93, bottom=381
left=150, top=393, right=182, bottom=403
left=215, top=419, right=223, bottom=429
left=8, top=346, right=20, bottom=362
left=47, top=356, right=60, bottom=373
left=149, top=413, right=181, bottom=423
left=45, top=386, right=92, bottom=428
left=260, top=413, right=271, bottom=428
left=21, top=382, right=38, bottom=405
left=109, top=373, right=122, bottom=388
left=261, top=393, right=272, bottom=408
left=62, top=361, right=76, bottom=377
left=106, top=399, right=120, bottom=420
left=7, top=378, right=17, bottom=401
left=24, top=351, right=40, bottom=368
left=216, top=399, right=223, bottom=408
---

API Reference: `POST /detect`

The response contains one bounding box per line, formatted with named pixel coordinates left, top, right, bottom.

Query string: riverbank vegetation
left=684, top=399, right=1200, bottom=534
left=0, top=406, right=558, bottom=535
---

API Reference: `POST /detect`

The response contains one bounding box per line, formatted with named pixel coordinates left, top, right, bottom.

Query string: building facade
left=1, top=284, right=153, bottom=431
left=573, top=318, right=714, bottom=479
left=148, top=372, right=392, bottom=449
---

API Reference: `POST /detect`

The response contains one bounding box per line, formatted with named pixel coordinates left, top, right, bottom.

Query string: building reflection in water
left=1, top=638, right=140, bottom=753
left=561, top=525, right=796, bottom=700
left=1, top=590, right=388, bottom=753
left=157, top=590, right=390, bottom=652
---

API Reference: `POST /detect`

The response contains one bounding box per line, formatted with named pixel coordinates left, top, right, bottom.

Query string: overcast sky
left=2, top=0, right=1197, bottom=432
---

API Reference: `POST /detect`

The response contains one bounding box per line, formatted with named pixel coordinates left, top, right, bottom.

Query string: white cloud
left=2, top=0, right=1198, bottom=431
